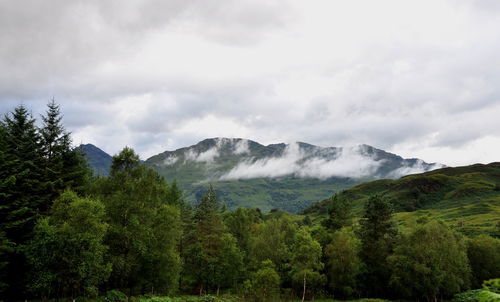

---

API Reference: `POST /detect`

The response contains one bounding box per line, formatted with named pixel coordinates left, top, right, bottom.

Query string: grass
left=302, top=162, right=500, bottom=236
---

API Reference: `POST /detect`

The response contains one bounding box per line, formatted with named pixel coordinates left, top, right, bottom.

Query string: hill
left=144, top=137, right=442, bottom=213
left=301, top=162, right=500, bottom=236
left=78, top=144, right=113, bottom=176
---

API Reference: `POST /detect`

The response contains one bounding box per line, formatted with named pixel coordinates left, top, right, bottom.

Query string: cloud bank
left=217, top=143, right=438, bottom=180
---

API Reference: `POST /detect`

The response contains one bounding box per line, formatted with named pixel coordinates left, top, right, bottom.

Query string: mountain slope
left=144, top=137, right=442, bottom=212
left=78, top=144, right=113, bottom=176
left=302, top=162, right=500, bottom=236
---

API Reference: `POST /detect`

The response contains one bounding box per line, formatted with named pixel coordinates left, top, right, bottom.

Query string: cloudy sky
left=1, top=0, right=499, bottom=166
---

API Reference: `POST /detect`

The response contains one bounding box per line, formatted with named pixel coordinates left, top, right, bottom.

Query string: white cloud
left=194, top=147, right=219, bottom=163
left=386, top=160, right=445, bottom=178
left=233, top=139, right=250, bottom=155
left=220, top=144, right=386, bottom=180
left=163, top=155, right=178, bottom=166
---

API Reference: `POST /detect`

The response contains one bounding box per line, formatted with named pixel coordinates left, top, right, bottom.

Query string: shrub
left=105, top=289, right=128, bottom=302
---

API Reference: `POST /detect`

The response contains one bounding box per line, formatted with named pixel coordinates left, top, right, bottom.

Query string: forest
left=1, top=102, right=499, bottom=302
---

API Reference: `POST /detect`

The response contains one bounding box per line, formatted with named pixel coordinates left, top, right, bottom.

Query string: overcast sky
left=1, top=0, right=499, bottom=166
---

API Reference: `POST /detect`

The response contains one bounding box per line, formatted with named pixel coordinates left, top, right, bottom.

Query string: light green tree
left=92, top=147, right=181, bottom=295
left=289, top=228, right=325, bottom=301
left=26, top=191, right=111, bottom=298
left=324, top=228, right=361, bottom=298
left=243, top=260, right=281, bottom=302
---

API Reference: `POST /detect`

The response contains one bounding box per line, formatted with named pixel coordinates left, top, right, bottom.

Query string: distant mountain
left=78, top=144, right=113, bottom=176
left=301, top=162, right=500, bottom=236
left=144, top=137, right=443, bottom=213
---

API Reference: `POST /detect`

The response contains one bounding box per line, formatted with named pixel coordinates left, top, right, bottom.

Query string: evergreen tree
left=0, top=105, right=45, bottom=300
left=357, top=195, right=397, bottom=298
left=183, top=185, right=228, bottom=293
left=323, top=194, right=353, bottom=231
left=40, top=100, right=89, bottom=199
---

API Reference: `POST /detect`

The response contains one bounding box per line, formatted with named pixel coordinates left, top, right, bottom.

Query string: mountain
left=144, top=137, right=442, bottom=213
left=78, top=144, right=113, bottom=176
left=302, top=162, right=500, bottom=236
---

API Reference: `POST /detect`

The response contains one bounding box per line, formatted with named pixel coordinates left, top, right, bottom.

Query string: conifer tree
left=0, top=105, right=45, bottom=300
left=357, top=195, right=397, bottom=298
left=40, top=100, right=89, bottom=197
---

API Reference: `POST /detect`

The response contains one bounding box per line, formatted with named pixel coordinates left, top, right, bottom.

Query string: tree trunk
left=199, top=284, right=203, bottom=296
left=302, top=271, right=306, bottom=302
left=217, top=285, right=220, bottom=296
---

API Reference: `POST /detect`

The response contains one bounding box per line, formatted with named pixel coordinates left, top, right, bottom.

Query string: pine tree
left=0, top=105, right=46, bottom=300
left=184, top=185, right=227, bottom=293
left=357, top=195, right=397, bottom=298
left=40, top=100, right=89, bottom=198
left=323, top=194, right=353, bottom=231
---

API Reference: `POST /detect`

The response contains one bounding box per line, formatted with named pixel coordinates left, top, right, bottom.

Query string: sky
left=1, top=0, right=499, bottom=167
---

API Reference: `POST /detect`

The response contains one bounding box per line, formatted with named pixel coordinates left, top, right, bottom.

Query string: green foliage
left=243, top=260, right=280, bottom=302
left=389, top=221, right=471, bottom=300
left=289, top=228, right=325, bottom=299
left=324, top=228, right=361, bottom=298
left=26, top=190, right=111, bottom=298
left=105, top=289, right=128, bottom=302
left=0, top=102, right=91, bottom=300
left=324, top=194, right=353, bottom=231
left=467, top=236, right=500, bottom=288
left=454, top=287, right=500, bottom=302
left=482, top=279, right=500, bottom=294
left=358, top=195, right=397, bottom=297
left=249, top=217, right=298, bottom=276
left=91, top=148, right=182, bottom=295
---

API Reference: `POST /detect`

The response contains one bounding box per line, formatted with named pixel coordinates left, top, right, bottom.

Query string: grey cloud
left=1, top=1, right=500, bottom=166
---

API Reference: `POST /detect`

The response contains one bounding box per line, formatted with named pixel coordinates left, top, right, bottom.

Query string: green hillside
left=302, top=162, right=500, bottom=236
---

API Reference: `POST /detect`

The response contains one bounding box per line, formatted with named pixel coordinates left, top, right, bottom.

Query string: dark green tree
left=323, top=194, right=353, bottom=231
left=467, top=235, right=500, bottom=288
left=357, top=195, right=397, bottom=298
left=388, top=221, right=471, bottom=301
left=40, top=100, right=89, bottom=197
left=224, top=207, right=262, bottom=260
left=183, top=185, right=230, bottom=294
left=0, top=105, right=46, bottom=300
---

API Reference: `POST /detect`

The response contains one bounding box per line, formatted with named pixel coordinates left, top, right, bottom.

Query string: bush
left=477, top=290, right=500, bottom=302
left=105, top=290, right=128, bottom=302
left=453, top=289, right=483, bottom=302
left=483, top=279, right=500, bottom=294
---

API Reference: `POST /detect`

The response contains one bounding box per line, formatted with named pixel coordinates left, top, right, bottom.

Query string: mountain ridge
left=79, top=137, right=444, bottom=212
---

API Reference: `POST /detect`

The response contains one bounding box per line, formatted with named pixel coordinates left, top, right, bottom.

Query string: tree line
left=0, top=102, right=499, bottom=302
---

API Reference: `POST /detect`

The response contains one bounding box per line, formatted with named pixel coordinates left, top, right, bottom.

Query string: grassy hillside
left=302, top=162, right=500, bottom=236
